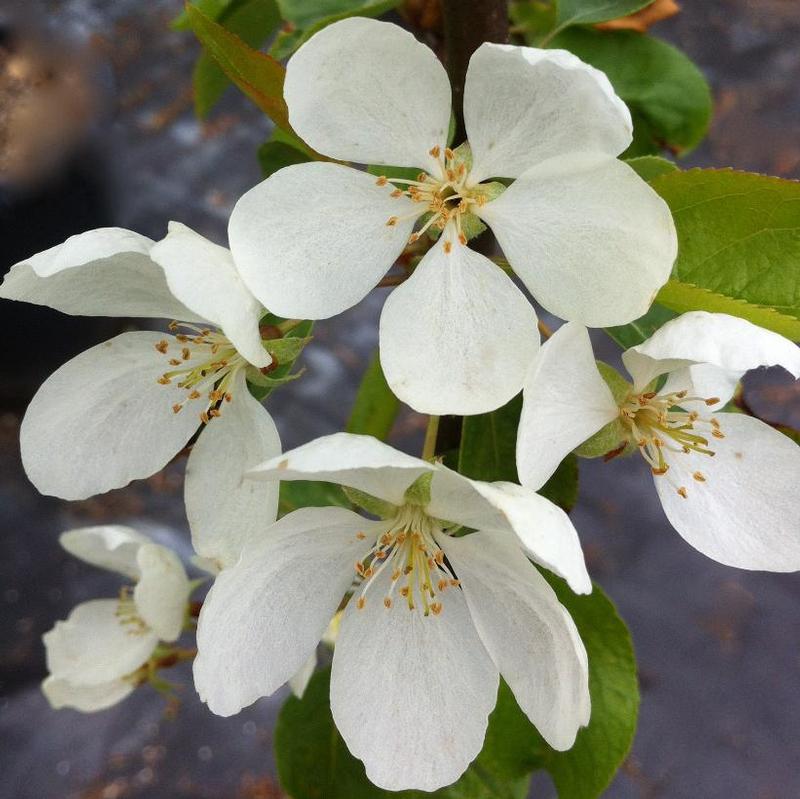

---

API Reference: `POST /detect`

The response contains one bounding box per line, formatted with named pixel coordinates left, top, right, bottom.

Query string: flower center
left=619, top=388, right=725, bottom=498
left=154, top=322, right=249, bottom=423
left=115, top=586, right=150, bottom=636
left=378, top=145, right=487, bottom=252
left=353, top=504, right=459, bottom=617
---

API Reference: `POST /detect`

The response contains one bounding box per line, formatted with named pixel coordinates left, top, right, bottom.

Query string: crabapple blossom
left=516, top=314, right=800, bottom=571
left=42, top=525, right=190, bottom=712
left=228, top=17, right=677, bottom=415
left=0, top=223, right=281, bottom=566
left=193, top=433, right=591, bottom=792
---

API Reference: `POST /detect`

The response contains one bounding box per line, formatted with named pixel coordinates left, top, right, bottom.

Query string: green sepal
left=342, top=486, right=398, bottom=519
left=246, top=365, right=304, bottom=389
left=574, top=362, right=630, bottom=459
left=403, top=472, right=433, bottom=507
left=263, top=336, right=312, bottom=362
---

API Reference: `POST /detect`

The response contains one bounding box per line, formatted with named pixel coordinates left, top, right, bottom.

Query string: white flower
left=193, top=433, right=591, bottom=792
left=227, top=17, right=677, bottom=415
left=42, top=525, right=191, bottom=712
left=516, top=313, right=800, bottom=571
left=0, top=223, right=281, bottom=567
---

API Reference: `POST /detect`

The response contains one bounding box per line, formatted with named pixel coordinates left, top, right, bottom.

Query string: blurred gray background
left=1, top=1, right=799, bottom=797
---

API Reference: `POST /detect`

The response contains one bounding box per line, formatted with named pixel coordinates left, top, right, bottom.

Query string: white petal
left=150, top=222, right=268, bottom=368
left=330, top=567, right=498, bottom=792
left=229, top=162, right=419, bottom=319
left=440, top=531, right=590, bottom=750
left=623, top=311, right=800, bottom=392
left=660, top=363, right=743, bottom=412
left=134, top=543, right=191, bottom=642
left=285, top=17, right=450, bottom=170
left=194, top=507, right=376, bottom=716
left=0, top=228, right=199, bottom=320
left=379, top=236, right=539, bottom=415
left=517, top=322, right=619, bottom=490
left=655, top=413, right=800, bottom=571
left=42, top=675, right=135, bottom=712
left=478, top=153, right=677, bottom=327
left=465, top=44, right=632, bottom=183
left=247, top=432, right=431, bottom=506
left=44, top=599, right=157, bottom=685
left=186, top=371, right=281, bottom=568
left=288, top=651, right=317, bottom=699
left=20, top=332, right=201, bottom=500
left=429, top=469, right=591, bottom=594
left=59, top=525, right=150, bottom=580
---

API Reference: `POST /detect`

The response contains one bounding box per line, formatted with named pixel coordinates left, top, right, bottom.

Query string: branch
left=442, top=0, right=509, bottom=143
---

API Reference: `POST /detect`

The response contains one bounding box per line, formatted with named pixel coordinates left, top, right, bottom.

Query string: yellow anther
left=712, top=430, right=725, bottom=439
left=386, top=216, right=398, bottom=227
left=429, top=145, right=441, bottom=158
left=155, top=340, right=169, bottom=354
left=693, top=471, right=706, bottom=482
left=169, top=358, right=181, bottom=366
left=181, top=348, right=191, bottom=361
left=444, top=147, right=455, bottom=160
left=356, top=532, right=366, bottom=540
left=458, top=233, right=467, bottom=245
left=375, top=175, right=388, bottom=186
left=677, top=486, right=688, bottom=499
left=357, top=596, right=366, bottom=610
left=189, top=390, right=201, bottom=400
left=651, top=466, right=669, bottom=476
left=172, top=404, right=183, bottom=414
left=383, top=597, right=393, bottom=609
left=443, top=240, right=453, bottom=254
left=705, top=397, right=720, bottom=406
left=157, top=375, right=171, bottom=385
left=430, top=602, right=443, bottom=615
left=390, top=189, right=403, bottom=198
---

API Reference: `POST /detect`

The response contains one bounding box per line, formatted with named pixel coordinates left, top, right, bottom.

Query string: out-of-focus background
left=1, top=1, right=799, bottom=797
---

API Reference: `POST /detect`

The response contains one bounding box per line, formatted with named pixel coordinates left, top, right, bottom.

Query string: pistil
left=353, top=505, right=458, bottom=617
left=154, top=322, right=248, bottom=423
left=620, top=388, right=724, bottom=498
left=377, top=144, right=486, bottom=249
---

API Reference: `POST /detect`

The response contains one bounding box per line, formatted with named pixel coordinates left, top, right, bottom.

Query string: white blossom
left=227, top=17, right=676, bottom=415
left=0, top=223, right=281, bottom=566
left=193, top=433, right=590, bottom=792
left=42, top=525, right=190, bottom=712
left=517, top=314, right=800, bottom=571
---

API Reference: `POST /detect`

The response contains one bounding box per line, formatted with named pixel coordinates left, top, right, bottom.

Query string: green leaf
left=509, top=0, right=557, bottom=38
left=555, top=0, right=654, bottom=26
left=258, top=136, right=312, bottom=177
left=538, top=453, right=580, bottom=511
left=625, top=154, right=679, bottom=182
left=274, top=667, right=530, bottom=799
left=346, top=353, right=399, bottom=441
left=551, top=28, right=712, bottom=156
left=656, top=279, right=800, bottom=340
left=185, top=4, right=319, bottom=156
left=540, top=573, right=640, bottom=798
left=605, top=302, right=676, bottom=349
left=650, top=168, right=800, bottom=338
left=458, top=394, right=522, bottom=483
left=192, top=0, right=281, bottom=119
left=270, top=0, right=401, bottom=60
left=173, top=0, right=233, bottom=29
left=279, top=480, right=350, bottom=516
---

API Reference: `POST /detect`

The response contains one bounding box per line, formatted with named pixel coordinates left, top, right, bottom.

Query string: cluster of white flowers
left=2, top=16, right=799, bottom=793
